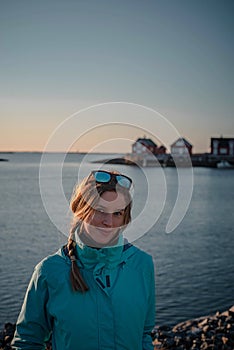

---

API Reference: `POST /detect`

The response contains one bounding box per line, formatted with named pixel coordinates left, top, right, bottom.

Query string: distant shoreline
left=1, top=151, right=234, bottom=169
left=0, top=151, right=124, bottom=154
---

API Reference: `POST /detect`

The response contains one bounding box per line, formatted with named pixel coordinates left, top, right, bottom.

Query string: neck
left=77, top=229, right=121, bottom=249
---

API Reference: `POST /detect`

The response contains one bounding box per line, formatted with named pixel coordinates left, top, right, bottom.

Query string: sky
left=1, top=0, right=233, bottom=153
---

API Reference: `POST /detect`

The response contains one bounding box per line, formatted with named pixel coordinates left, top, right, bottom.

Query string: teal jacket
left=12, top=241, right=155, bottom=350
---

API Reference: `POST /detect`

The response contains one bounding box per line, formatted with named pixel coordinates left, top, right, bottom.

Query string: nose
left=102, top=213, right=113, bottom=227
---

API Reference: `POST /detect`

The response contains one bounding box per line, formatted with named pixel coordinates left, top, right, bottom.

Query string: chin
left=96, top=233, right=119, bottom=247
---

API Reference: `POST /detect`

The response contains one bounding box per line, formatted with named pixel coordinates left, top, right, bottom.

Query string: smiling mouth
left=96, top=227, right=117, bottom=236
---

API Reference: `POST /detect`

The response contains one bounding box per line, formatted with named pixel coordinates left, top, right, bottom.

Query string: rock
left=228, top=305, right=234, bottom=317
left=199, top=318, right=209, bottom=327
left=0, top=323, right=15, bottom=350
left=222, top=336, right=229, bottom=344
left=0, top=323, right=52, bottom=350
left=152, top=306, right=234, bottom=350
left=203, top=325, right=210, bottom=333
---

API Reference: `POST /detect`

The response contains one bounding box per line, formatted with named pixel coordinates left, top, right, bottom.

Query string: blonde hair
left=66, top=171, right=132, bottom=292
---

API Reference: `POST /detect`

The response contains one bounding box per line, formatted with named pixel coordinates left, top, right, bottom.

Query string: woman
left=12, top=170, right=155, bottom=350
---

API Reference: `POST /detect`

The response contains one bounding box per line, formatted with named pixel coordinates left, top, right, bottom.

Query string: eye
left=113, top=211, right=124, bottom=217
left=94, top=208, right=105, bottom=216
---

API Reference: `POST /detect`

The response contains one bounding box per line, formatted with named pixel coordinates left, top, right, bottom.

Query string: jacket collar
left=60, top=233, right=137, bottom=271
left=75, top=233, right=124, bottom=270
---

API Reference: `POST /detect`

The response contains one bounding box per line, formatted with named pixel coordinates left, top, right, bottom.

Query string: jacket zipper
left=106, top=275, right=110, bottom=288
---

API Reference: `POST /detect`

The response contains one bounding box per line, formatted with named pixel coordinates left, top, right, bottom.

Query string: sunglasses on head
left=90, top=170, right=132, bottom=189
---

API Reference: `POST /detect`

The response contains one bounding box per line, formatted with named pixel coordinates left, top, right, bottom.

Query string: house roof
left=211, top=137, right=234, bottom=145
left=135, top=138, right=157, bottom=147
left=171, top=137, right=193, bottom=147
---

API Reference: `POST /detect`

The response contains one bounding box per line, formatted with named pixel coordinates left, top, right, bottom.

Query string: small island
left=93, top=136, right=234, bottom=168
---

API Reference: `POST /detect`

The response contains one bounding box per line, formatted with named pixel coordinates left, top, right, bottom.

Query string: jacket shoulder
left=124, top=244, right=154, bottom=269
left=134, top=246, right=154, bottom=264
left=34, top=248, right=69, bottom=279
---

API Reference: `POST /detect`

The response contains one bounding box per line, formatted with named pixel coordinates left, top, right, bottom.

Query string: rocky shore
left=152, top=306, right=234, bottom=349
left=1, top=306, right=233, bottom=349
left=0, top=324, right=51, bottom=350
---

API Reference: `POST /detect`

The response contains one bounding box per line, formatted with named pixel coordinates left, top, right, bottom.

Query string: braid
left=67, top=236, right=89, bottom=292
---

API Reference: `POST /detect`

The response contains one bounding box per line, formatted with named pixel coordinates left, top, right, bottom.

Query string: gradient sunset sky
left=1, top=0, right=233, bottom=153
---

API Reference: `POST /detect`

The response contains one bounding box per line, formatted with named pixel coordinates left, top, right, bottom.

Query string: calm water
left=0, top=152, right=234, bottom=328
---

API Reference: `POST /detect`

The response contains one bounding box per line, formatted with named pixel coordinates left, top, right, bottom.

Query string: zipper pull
left=106, top=275, right=110, bottom=288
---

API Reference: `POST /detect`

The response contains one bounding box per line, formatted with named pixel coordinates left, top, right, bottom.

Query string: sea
left=0, top=152, right=234, bottom=329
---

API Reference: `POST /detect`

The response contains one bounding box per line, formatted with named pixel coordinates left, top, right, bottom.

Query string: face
left=83, top=191, right=127, bottom=246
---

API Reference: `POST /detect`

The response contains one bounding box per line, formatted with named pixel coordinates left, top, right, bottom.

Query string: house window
left=220, top=148, right=228, bottom=155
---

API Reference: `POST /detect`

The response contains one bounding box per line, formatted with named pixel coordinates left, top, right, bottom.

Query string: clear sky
left=1, top=0, right=233, bottom=153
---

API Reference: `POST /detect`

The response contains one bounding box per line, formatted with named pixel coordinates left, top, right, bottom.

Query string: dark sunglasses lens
left=94, top=171, right=111, bottom=183
left=116, top=175, right=131, bottom=189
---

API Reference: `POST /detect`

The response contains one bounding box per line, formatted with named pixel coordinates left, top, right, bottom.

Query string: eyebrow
left=95, top=206, right=125, bottom=212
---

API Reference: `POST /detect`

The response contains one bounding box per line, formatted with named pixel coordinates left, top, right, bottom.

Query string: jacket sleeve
left=142, top=257, right=156, bottom=350
left=11, top=263, right=52, bottom=350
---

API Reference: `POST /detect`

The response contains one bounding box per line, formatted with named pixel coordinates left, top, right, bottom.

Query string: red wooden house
left=211, top=137, right=234, bottom=156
